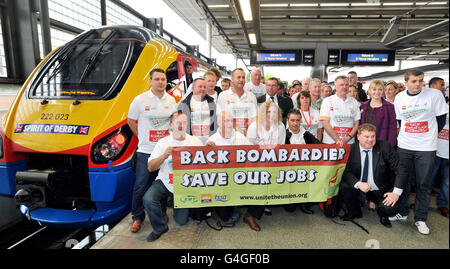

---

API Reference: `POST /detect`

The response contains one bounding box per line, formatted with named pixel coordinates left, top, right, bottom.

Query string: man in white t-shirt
left=143, top=112, right=203, bottom=242
left=204, top=111, right=251, bottom=225
left=217, top=68, right=258, bottom=136
left=391, top=70, right=448, bottom=234
left=320, top=75, right=360, bottom=147
left=178, top=78, right=217, bottom=145
left=244, top=68, right=266, bottom=98
left=309, top=78, right=323, bottom=111
left=430, top=110, right=449, bottom=218
left=127, top=68, right=176, bottom=233
left=204, top=71, right=219, bottom=103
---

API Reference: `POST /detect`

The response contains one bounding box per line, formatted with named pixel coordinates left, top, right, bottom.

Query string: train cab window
left=166, top=61, right=180, bottom=91
left=28, top=31, right=144, bottom=101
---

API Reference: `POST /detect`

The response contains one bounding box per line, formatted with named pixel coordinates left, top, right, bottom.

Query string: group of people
left=127, top=66, right=449, bottom=242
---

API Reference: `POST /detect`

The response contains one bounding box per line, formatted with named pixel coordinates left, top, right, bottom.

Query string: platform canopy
left=162, top=0, right=449, bottom=64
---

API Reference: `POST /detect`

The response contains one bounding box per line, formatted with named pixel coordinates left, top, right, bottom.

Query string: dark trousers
left=131, top=152, right=159, bottom=222
left=396, top=148, right=436, bottom=222
left=245, top=206, right=265, bottom=220
left=339, top=181, right=400, bottom=218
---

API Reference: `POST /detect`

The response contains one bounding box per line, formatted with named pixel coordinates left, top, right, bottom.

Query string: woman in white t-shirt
left=247, top=101, right=286, bottom=146
left=245, top=101, right=285, bottom=224
left=297, top=90, right=323, bottom=141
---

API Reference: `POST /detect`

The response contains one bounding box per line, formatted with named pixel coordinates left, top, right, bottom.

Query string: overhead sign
left=303, top=50, right=315, bottom=65
left=341, top=49, right=395, bottom=66
left=251, top=50, right=302, bottom=65
left=172, top=144, right=350, bottom=208
left=328, top=50, right=340, bottom=65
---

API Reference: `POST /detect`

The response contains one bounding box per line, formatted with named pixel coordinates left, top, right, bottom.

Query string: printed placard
left=172, top=144, right=350, bottom=208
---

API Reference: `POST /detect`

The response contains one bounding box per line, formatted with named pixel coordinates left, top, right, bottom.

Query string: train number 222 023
left=41, top=113, right=69, bottom=121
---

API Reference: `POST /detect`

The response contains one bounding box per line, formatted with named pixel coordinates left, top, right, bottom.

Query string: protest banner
left=172, top=144, right=350, bottom=208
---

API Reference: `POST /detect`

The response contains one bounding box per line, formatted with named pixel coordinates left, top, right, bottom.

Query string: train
left=0, top=25, right=220, bottom=228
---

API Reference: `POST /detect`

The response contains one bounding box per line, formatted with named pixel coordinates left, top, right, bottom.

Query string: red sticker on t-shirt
left=149, top=130, right=170, bottom=142
left=438, top=129, right=449, bottom=140
left=234, top=118, right=249, bottom=132
left=405, top=121, right=429, bottom=133
left=333, top=126, right=352, bottom=138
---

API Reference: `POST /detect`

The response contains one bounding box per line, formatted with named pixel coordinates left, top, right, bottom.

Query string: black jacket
left=342, top=140, right=408, bottom=193
left=177, top=93, right=218, bottom=136
left=257, top=94, right=293, bottom=123
left=357, top=82, right=368, bottom=102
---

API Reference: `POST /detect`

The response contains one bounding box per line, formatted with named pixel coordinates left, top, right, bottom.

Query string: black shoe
left=300, top=204, right=314, bottom=214
left=146, top=228, right=168, bottom=242
left=340, top=213, right=362, bottom=221
left=380, top=216, right=392, bottom=228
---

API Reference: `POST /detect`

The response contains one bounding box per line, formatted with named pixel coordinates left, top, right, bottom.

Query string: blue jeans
left=131, top=152, right=158, bottom=222
left=397, top=148, right=436, bottom=222
left=143, top=180, right=189, bottom=235
left=431, top=156, right=449, bottom=208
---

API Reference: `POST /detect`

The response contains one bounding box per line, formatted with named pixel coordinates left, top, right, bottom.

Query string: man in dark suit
left=185, top=62, right=194, bottom=89
left=340, top=123, right=408, bottom=228
left=347, top=71, right=367, bottom=102
left=257, top=77, right=293, bottom=123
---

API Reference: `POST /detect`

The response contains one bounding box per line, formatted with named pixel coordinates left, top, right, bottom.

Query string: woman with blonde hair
left=360, top=80, right=397, bottom=148
left=244, top=101, right=286, bottom=231
left=247, top=101, right=286, bottom=145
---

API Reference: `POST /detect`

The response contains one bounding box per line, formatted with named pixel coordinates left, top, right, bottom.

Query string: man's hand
left=163, top=147, right=173, bottom=159
left=336, top=139, right=344, bottom=147
left=383, top=192, right=400, bottom=207
left=358, top=182, right=371, bottom=193
left=205, top=141, right=216, bottom=147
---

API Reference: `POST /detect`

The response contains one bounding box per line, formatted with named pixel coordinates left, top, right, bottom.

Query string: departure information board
left=256, top=53, right=296, bottom=62
left=347, top=53, right=389, bottom=63
left=251, top=50, right=302, bottom=65
left=341, top=50, right=395, bottom=66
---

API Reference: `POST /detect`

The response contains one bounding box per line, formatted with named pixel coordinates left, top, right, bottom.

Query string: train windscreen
left=29, top=34, right=144, bottom=100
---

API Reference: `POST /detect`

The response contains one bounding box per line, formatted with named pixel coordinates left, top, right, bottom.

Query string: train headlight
left=91, top=126, right=133, bottom=164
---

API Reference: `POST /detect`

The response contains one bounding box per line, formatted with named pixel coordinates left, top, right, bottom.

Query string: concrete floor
left=92, top=195, right=449, bottom=249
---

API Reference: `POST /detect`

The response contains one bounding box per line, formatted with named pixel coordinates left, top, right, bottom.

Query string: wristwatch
left=347, top=134, right=353, bottom=139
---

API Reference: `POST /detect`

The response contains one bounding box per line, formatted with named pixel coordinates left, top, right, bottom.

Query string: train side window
left=166, top=61, right=182, bottom=91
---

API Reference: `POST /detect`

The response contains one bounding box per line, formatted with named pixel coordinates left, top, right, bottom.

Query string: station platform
left=92, top=195, right=449, bottom=249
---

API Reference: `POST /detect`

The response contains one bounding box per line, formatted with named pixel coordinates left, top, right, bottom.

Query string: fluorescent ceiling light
left=261, top=4, right=289, bottom=7
left=383, top=2, right=414, bottom=6
left=290, top=3, right=318, bottom=7
left=320, top=3, right=350, bottom=7
left=208, top=4, right=229, bottom=8
left=239, top=0, right=253, bottom=21
left=416, top=1, right=448, bottom=5
left=248, top=33, right=257, bottom=45
left=351, top=3, right=381, bottom=6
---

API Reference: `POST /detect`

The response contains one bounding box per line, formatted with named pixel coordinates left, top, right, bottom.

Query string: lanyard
left=300, top=108, right=312, bottom=129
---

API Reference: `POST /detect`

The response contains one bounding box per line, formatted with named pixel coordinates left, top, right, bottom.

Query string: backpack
left=319, top=195, right=342, bottom=218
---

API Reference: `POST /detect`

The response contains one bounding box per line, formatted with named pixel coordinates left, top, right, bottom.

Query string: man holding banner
left=205, top=111, right=252, bottom=225
left=143, top=112, right=203, bottom=242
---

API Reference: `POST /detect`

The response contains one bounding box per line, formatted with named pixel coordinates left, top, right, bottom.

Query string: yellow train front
left=0, top=25, right=200, bottom=228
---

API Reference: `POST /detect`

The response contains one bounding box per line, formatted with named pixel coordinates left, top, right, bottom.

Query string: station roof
left=162, top=0, right=449, bottom=63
